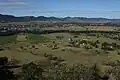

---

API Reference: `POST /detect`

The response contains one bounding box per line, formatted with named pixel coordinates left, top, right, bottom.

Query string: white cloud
left=0, top=0, right=27, bottom=8
left=0, top=2, right=26, bottom=5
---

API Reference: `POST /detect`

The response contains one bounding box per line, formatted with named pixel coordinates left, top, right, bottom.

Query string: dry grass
left=0, top=33, right=120, bottom=66
left=85, top=26, right=118, bottom=31
left=16, top=34, right=27, bottom=42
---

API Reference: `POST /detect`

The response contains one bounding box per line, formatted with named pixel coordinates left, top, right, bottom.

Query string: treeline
left=0, top=30, right=120, bottom=36
left=1, top=22, right=120, bottom=27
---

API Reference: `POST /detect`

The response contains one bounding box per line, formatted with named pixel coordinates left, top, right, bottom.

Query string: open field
left=16, top=34, right=27, bottom=41
left=27, top=34, right=51, bottom=43
left=0, top=32, right=120, bottom=66
left=84, top=26, right=119, bottom=31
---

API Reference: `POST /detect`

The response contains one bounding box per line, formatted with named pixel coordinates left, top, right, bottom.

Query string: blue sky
left=0, top=0, right=120, bottom=18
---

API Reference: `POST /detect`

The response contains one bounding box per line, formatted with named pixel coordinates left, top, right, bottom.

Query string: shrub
left=21, top=62, right=44, bottom=80
left=20, top=62, right=109, bottom=80
left=8, top=58, right=20, bottom=66
left=111, top=66, right=120, bottom=80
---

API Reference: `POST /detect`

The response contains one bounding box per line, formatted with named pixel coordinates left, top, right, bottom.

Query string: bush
left=20, top=62, right=108, bottom=80
left=8, top=58, right=20, bottom=66
left=21, top=62, right=44, bottom=80
left=18, top=60, right=120, bottom=80
left=0, top=57, right=19, bottom=80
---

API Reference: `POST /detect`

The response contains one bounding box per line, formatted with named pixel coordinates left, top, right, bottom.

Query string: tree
left=21, top=62, right=44, bottom=80
left=0, top=57, right=20, bottom=80
left=91, top=63, right=102, bottom=80
left=20, top=46, right=23, bottom=50
left=117, top=50, right=120, bottom=55
left=95, top=40, right=100, bottom=44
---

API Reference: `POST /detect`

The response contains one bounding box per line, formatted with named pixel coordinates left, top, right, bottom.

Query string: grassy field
left=0, top=33, right=120, bottom=67
left=16, top=34, right=27, bottom=42
left=84, top=26, right=120, bottom=31
left=27, top=34, right=51, bottom=44
left=0, top=35, right=17, bottom=45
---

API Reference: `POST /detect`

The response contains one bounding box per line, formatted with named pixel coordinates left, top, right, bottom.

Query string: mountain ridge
left=0, top=14, right=120, bottom=23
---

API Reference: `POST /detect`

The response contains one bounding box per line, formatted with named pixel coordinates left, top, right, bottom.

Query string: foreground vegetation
left=2, top=57, right=120, bottom=80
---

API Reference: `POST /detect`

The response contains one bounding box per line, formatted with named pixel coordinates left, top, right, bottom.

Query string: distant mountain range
left=0, top=14, right=120, bottom=23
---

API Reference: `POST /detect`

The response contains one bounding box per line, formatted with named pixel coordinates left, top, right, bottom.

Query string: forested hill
left=0, top=14, right=120, bottom=23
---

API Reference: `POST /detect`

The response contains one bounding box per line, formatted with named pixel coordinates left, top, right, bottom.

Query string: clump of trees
left=0, top=48, right=4, bottom=51
left=50, top=41, right=59, bottom=50
left=101, top=42, right=114, bottom=51
left=68, top=39, right=100, bottom=49
left=1, top=56, right=120, bottom=80
left=117, top=50, right=120, bottom=55
left=56, top=36, right=64, bottom=40
left=52, top=44, right=59, bottom=50
left=44, top=53, right=65, bottom=65
left=21, top=62, right=44, bottom=80
left=0, top=57, right=21, bottom=80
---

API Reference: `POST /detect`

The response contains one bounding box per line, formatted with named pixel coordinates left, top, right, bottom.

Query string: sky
left=0, top=0, right=120, bottom=18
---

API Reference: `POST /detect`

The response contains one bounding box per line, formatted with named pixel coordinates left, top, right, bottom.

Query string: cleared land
left=16, top=34, right=27, bottom=41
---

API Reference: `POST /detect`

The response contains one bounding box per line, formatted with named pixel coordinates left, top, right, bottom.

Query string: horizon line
left=1, top=13, right=120, bottom=19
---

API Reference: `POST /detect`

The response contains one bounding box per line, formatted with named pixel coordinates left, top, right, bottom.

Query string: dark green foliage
left=0, top=69, right=15, bottom=80
left=0, top=35, right=17, bottom=45
left=21, top=62, right=44, bottom=80
left=102, top=42, right=109, bottom=47
left=16, top=61, right=120, bottom=80
left=117, top=50, right=120, bottom=55
left=52, top=44, right=59, bottom=50
left=8, top=58, right=20, bottom=66
left=0, top=48, right=4, bottom=51
left=112, top=67, right=120, bottom=80
left=103, top=60, right=120, bottom=67
left=0, top=57, right=20, bottom=80
left=91, top=63, right=102, bottom=80
left=21, top=62, right=94, bottom=80
left=28, top=34, right=50, bottom=44
left=95, top=40, right=100, bottom=44
left=84, top=45, right=92, bottom=50
left=56, top=36, right=64, bottom=40
left=80, top=40, right=88, bottom=44
left=88, top=41, right=99, bottom=48
left=20, top=61, right=115, bottom=80
left=20, top=46, right=24, bottom=50
left=32, top=45, right=35, bottom=48
left=73, top=35, right=78, bottom=38
left=101, top=42, right=114, bottom=51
